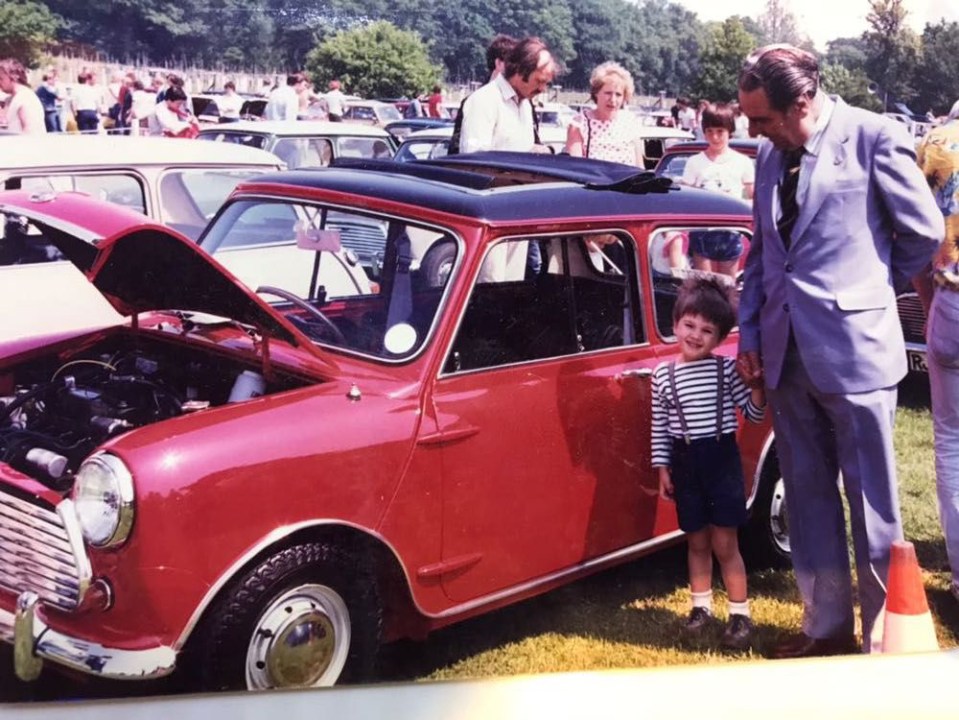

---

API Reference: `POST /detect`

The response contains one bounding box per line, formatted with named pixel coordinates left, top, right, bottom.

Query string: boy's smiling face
left=674, top=312, right=722, bottom=363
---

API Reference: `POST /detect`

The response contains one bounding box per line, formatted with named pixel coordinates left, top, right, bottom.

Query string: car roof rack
left=328, top=153, right=674, bottom=194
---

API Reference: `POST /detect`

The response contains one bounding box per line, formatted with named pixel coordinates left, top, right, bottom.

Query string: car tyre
left=419, top=240, right=456, bottom=288
left=741, top=450, right=791, bottom=570
left=193, top=542, right=381, bottom=691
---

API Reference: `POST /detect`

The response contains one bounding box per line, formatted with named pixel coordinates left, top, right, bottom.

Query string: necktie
left=777, top=147, right=805, bottom=249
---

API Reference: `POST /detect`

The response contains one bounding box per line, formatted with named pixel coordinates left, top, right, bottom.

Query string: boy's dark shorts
left=670, top=433, right=747, bottom=533
left=687, top=230, right=743, bottom=262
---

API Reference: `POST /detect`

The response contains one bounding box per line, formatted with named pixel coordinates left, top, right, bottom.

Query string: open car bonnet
left=0, top=190, right=314, bottom=352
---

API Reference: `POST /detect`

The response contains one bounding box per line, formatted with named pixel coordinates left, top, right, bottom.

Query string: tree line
left=1, top=0, right=957, bottom=114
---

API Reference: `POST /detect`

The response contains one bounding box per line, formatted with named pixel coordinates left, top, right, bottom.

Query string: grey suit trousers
left=767, top=341, right=903, bottom=651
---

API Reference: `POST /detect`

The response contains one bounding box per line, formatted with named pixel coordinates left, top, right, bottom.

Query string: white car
left=0, top=135, right=365, bottom=345
left=534, top=101, right=577, bottom=129
left=197, top=120, right=397, bottom=169
left=393, top=125, right=568, bottom=161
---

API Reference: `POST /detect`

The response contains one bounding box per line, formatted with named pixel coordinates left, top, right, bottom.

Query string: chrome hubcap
left=245, top=584, right=350, bottom=689
left=768, top=477, right=790, bottom=554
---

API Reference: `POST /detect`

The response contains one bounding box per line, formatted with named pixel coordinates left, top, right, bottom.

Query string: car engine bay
left=0, top=336, right=306, bottom=491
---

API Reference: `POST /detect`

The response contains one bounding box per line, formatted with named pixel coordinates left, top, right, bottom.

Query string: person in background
left=218, top=80, right=244, bottom=122
left=153, top=85, right=199, bottom=138
left=680, top=102, right=755, bottom=276
left=448, top=33, right=516, bottom=155
left=676, top=97, right=696, bottom=132
left=732, top=102, right=750, bottom=138
left=35, top=69, right=62, bottom=132
left=0, top=58, right=45, bottom=134
left=736, top=43, right=942, bottom=658
left=565, top=61, right=643, bottom=166
left=693, top=99, right=709, bottom=140
left=128, top=78, right=156, bottom=135
left=325, top=79, right=346, bottom=122
left=70, top=70, right=101, bottom=134
left=459, top=36, right=556, bottom=154
left=914, top=97, right=959, bottom=605
left=427, top=84, right=443, bottom=118
left=652, top=276, right=766, bottom=651
left=264, top=72, right=305, bottom=122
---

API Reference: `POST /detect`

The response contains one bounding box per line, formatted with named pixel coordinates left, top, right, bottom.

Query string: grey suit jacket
left=738, top=97, right=943, bottom=393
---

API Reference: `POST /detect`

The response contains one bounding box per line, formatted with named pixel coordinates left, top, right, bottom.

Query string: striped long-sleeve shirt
left=651, top=355, right=765, bottom=467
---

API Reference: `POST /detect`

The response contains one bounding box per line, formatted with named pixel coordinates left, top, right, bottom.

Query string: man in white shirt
left=265, top=73, right=305, bottom=122
left=460, top=37, right=556, bottom=154
left=325, top=79, right=346, bottom=121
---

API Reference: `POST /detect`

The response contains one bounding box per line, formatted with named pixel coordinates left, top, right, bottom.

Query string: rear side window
left=445, top=232, right=644, bottom=373
left=272, top=138, right=333, bottom=168
left=648, top=226, right=751, bottom=339
left=9, top=173, right=146, bottom=216
left=159, top=169, right=264, bottom=240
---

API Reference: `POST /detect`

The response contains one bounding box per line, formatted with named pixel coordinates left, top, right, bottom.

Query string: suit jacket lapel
left=790, top=97, right=850, bottom=247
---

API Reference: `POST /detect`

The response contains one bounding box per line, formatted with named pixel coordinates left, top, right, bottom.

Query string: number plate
left=906, top=349, right=928, bottom=373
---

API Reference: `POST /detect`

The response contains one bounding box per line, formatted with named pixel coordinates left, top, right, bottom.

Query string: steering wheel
left=255, top=285, right=346, bottom=345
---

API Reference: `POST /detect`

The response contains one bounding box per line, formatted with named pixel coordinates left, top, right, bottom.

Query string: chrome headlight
left=73, top=452, right=135, bottom=548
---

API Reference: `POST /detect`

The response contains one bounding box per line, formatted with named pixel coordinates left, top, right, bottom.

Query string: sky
left=671, top=0, right=959, bottom=51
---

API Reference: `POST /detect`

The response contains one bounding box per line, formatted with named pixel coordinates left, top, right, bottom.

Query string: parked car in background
left=0, top=134, right=283, bottom=344
left=629, top=126, right=695, bottom=169
left=191, top=93, right=267, bottom=125
left=0, top=154, right=786, bottom=696
left=341, top=100, right=403, bottom=128
left=534, top=101, right=576, bottom=128
left=197, top=120, right=397, bottom=169
left=384, top=117, right=454, bottom=143
left=393, top=124, right=568, bottom=161
left=654, top=138, right=761, bottom=181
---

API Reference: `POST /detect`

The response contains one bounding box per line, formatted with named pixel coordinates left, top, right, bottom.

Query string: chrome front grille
left=897, top=292, right=925, bottom=345
left=0, top=490, right=84, bottom=611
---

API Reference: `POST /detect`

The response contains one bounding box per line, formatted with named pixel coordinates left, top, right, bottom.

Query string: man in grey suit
left=735, top=44, right=943, bottom=658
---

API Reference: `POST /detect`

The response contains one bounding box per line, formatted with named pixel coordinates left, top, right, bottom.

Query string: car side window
left=649, top=226, right=751, bottom=339
left=445, top=232, right=643, bottom=373
left=160, top=170, right=262, bottom=240
left=10, top=174, right=146, bottom=216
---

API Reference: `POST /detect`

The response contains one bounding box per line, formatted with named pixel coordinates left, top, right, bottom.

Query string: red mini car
left=0, top=154, right=785, bottom=693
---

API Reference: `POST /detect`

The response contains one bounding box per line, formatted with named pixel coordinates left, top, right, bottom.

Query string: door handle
left=616, top=367, right=653, bottom=382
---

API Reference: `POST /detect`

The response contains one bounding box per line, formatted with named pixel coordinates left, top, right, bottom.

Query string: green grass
left=380, top=396, right=958, bottom=684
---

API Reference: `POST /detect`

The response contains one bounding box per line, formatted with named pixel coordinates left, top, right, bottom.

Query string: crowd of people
left=1, top=37, right=958, bottom=660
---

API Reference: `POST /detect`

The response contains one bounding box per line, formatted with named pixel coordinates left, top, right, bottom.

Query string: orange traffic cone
left=881, top=540, right=939, bottom=653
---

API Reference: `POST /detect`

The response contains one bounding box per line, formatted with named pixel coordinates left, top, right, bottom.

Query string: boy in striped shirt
left=651, top=276, right=766, bottom=649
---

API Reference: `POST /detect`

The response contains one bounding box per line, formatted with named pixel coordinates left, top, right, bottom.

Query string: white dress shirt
left=460, top=74, right=536, bottom=153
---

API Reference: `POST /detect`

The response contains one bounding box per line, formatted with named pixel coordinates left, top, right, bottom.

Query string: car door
left=430, top=231, right=665, bottom=603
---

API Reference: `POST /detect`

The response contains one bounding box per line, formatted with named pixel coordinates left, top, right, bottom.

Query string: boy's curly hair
left=672, top=275, right=738, bottom=339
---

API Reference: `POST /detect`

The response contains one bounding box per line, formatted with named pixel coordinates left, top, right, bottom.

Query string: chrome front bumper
left=1, top=591, right=177, bottom=682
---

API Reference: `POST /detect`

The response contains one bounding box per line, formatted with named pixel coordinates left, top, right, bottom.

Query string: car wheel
left=194, top=542, right=381, bottom=691
left=419, top=240, right=456, bottom=288
left=741, top=451, right=791, bottom=570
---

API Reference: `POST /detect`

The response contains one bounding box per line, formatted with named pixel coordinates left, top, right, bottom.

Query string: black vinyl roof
left=243, top=152, right=752, bottom=223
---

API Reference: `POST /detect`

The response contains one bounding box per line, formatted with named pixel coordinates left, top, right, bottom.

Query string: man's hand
left=737, top=350, right=764, bottom=388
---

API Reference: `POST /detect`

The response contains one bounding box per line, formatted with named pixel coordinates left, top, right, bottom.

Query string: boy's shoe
left=685, top=606, right=712, bottom=633
left=722, top=614, right=754, bottom=650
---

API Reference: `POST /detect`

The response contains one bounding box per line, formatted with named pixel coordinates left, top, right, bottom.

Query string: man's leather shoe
left=771, top=633, right=858, bottom=659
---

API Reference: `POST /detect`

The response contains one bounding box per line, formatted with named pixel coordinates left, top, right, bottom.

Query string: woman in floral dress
left=565, top=61, right=643, bottom=166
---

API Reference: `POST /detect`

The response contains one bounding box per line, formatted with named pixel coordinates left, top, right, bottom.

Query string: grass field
left=380, top=381, right=958, bottom=683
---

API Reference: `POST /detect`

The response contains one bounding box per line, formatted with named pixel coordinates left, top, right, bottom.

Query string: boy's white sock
left=691, top=590, right=713, bottom=613
left=728, top=599, right=751, bottom=618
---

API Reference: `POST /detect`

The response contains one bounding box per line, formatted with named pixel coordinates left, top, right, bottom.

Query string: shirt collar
left=803, top=93, right=834, bottom=157
left=494, top=73, right=521, bottom=105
